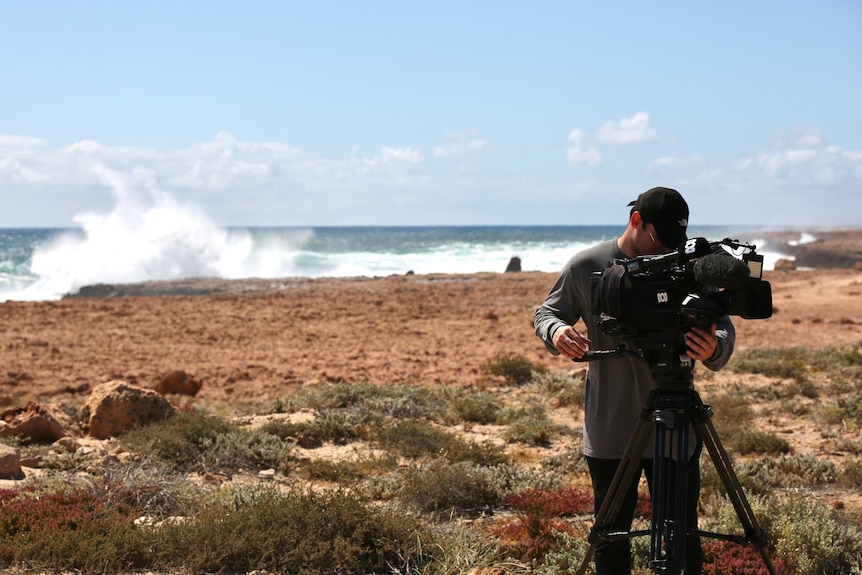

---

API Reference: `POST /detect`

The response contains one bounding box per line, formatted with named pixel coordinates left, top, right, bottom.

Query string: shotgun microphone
left=693, top=252, right=752, bottom=289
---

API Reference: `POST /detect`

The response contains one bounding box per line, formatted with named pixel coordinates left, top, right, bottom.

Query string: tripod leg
left=576, top=412, right=653, bottom=575
left=649, top=399, right=692, bottom=575
left=694, top=404, right=778, bottom=575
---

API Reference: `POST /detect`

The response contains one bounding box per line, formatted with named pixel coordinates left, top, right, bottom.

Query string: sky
left=0, top=0, right=860, bottom=229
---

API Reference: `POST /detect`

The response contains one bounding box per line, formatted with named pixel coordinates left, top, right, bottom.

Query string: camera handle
left=572, top=345, right=638, bottom=362
left=572, top=354, right=777, bottom=575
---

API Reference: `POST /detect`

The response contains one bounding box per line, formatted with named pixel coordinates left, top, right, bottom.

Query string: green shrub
left=706, top=390, right=755, bottom=445
left=772, top=496, right=862, bottom=575
left=729, top=344, right=862, bottom=395
left=836, top=389, right=862, bottom=422
left=152, top=486, right=427, bottom=575
left=261, top=408, right=375, bottom=445
left=482, top=352, right=547, bottom=385
left=298, top=453, right=399, bottom=483
left=738, top=453, right=838, bottom=488
left=119, top=411, right=291, bottom=472
left=396, top=460, right=503, bottom=513
left=733, top=430, right=791, bottom=455
left=372, top=419, right=456, bottom=459
left=729, top=348, right=811, bottom=385
left=500, top=404, right=564, bottom=446
left=448, top=389, right=503, bottom=424
left=372, top=419, right=508, bottom=466
left=286, top=381, right=445, bottom=421
left=197, top=429, right=292, bottom=471
left=839, top=459, right=862, bottom=488
left=542, top=442, right=590, bottom=477
left=531, top=370, right=586, bottom=410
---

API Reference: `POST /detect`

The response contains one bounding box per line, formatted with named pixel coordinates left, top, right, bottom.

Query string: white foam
left=6, top=177, right=313, bottom=300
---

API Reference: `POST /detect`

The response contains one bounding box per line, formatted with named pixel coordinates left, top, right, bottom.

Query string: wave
left=0, top=182, right=798, bottom=302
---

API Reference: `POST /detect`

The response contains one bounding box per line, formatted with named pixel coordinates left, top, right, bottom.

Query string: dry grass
left=1, top=344, right=862, bottom=574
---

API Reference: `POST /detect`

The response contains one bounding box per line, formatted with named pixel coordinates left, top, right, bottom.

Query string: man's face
left=638, top=220, right=672, bottom=255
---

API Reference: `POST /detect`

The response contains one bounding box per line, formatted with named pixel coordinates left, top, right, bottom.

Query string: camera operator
left=534, top=187, right=735, bottom=575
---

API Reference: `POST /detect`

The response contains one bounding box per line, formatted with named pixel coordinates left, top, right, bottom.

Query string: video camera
left=591, top=237, right=773, bottom=338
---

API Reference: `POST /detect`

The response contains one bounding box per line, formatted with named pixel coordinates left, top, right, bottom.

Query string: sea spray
left=0, top=178, right=796, bottom=301
left=10, top=173, right=314, bottom=300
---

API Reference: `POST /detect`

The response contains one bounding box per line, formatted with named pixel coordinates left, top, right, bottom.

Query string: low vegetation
left=1, top=346, right=861, bottom=574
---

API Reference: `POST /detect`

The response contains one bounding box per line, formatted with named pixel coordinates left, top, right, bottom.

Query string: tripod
left=574, top=341, right=776, bottom=575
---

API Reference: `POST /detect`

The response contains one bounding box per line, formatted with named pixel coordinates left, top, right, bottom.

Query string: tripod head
left=574, top=333, right=695, bottom=389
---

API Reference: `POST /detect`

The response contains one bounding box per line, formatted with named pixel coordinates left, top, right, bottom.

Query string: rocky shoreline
left=63, top=228, right=862, bottom=299
left=742, top=228, right=862, bottom=269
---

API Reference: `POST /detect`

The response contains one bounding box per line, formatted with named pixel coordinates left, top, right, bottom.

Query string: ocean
left=0, top=223, right=799, bottom=303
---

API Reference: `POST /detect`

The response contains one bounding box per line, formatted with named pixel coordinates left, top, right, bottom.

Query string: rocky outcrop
left=84, top=381, right=175, bottom=439
left=750, top=230, right=862, bottom=269
left=0, top=401, right=80, bottom=443
left=774, top=258, right=797, bottom=271
left=154, top=370, right=202, bottom=397
left=505, top=256, right=522, bottom=272
left=0, top=444, right=23, bottom=479
left=795, top=237, right=862, bottom=269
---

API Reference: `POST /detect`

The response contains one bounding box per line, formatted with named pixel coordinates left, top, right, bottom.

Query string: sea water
left=0, top=219, right=797, bottom=302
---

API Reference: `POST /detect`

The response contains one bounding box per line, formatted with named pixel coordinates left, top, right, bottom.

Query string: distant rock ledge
left=64, top=228, right=862, bottom=299
left=67, top=277, right=312, bottom=299
left=749, top=228, right=862, bottom=269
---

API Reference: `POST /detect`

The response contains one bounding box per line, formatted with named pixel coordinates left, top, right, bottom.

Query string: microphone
left=623, top=237, right=712, bottom=274
left=693, top=252, right=751, bottom=289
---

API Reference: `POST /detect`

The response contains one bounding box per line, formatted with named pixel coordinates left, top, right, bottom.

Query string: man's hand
left=686, top=324, right=718, bottom=361
left=552, top=325, right=592, bottom=360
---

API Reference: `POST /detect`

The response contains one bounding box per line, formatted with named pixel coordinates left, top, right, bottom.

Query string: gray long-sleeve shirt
left=534, top=238, right=735, bottom=459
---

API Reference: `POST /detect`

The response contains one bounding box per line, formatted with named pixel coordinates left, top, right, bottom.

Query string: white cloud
left=0, top=134, right=49, bottom=148
left=433, top=133, right=488, bottom=157
left=566, top=129, right=602, bottom=166
left=0, top=132, right=436, bottom=223
left=734, top=146, right=854, bottom=185
left=596, top=113, right=657, bottom=144
left=652, top=156, right=702, bottom=168
left=772, top=127, right=825, bottom=149
left=379, top=146, right=422, bottom=163
left=1, top=127, right=860, bottom=227
left=565, top=113, right=658, bottom=166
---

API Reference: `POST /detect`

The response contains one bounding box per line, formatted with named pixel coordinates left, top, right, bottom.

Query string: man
left=534, top=187, right=735, bottom=575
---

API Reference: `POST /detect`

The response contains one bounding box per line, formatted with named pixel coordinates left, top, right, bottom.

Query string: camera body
left=590, top=238, right=773, bottom=339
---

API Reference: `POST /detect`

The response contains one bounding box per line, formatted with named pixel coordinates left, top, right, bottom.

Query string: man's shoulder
left=567, top=238, right=620, bottom=269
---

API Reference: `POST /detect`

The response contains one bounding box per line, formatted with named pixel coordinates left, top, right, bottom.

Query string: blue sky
left=1, top=0, right=860, bottom=228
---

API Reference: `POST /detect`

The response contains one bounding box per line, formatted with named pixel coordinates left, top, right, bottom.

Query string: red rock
left=85, top=381, right=175, bottom=439
left=0, top=443, right=24, bottom=479
left=0, top=401, right=78, bottom=443
left=154, top=370, right=203, bottom=396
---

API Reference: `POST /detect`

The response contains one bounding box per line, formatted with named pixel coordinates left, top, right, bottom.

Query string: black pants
left=586, top=455, right=703, bottom=575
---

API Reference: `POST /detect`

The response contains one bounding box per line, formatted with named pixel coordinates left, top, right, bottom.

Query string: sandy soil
left=1, top=268, right=861, bottom=408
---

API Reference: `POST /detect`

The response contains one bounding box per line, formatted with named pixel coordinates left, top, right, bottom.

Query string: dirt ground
left=1, top=267, right=861, bottom=408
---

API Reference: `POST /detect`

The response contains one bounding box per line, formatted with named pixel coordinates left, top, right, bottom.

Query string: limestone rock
left=505, top=256, right=522, bottom=272
left=0, top=443, right=23, bottom=479
left=85, top=381, right=175, bottom=439
left=0, top=401, right=79, bottom=443
left=795, top=236, right=862, bottom=268
left=55, top=436, right=82, bottom=453
left=774, top=258, right=797, bottom=271
left=154, top=370, right=202, bottom=397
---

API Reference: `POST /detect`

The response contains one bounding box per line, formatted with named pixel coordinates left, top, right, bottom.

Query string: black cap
left=628, top=187, right=689, bottom=248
